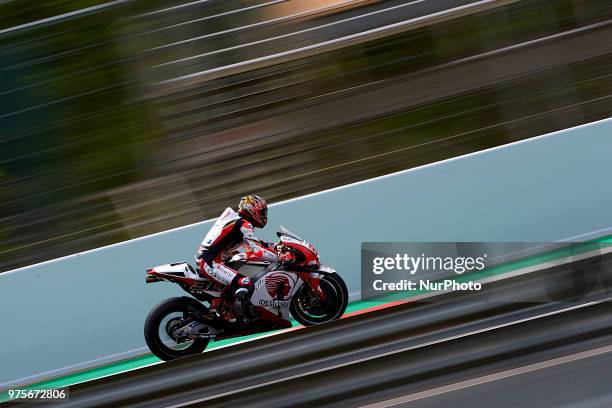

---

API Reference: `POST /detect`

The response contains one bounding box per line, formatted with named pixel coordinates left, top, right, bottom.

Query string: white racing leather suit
left=196, top=207, right=277, bottom=287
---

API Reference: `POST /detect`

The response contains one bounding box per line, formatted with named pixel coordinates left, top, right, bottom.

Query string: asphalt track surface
left=370, top=345, right=612, bottom=408
left=8, top=261, right=611, bottom=408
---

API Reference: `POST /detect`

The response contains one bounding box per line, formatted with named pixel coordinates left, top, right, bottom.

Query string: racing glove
left=278, top=252, right=296, bottom=267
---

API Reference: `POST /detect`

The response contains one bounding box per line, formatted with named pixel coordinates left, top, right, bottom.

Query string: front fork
left=302, top=273, right=327, bottom=301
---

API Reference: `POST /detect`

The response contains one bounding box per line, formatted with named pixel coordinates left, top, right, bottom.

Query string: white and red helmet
left=238, top=195, right=268, bottom=228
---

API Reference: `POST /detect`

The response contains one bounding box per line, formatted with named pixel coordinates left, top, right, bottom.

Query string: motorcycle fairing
left=146, top=262, right=209, bottom=288
left=277, top=225, right=304, bottom=240
left=250, top=269, right=303, bottom=320
left=316, top=265, right=336, bottom=274
left=149, top=262, right=190, bottom=274
left=148, top=262, right=203, bottom=278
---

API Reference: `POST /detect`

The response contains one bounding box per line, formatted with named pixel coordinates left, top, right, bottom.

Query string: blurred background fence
left=1, top=0, right=612, bottom=271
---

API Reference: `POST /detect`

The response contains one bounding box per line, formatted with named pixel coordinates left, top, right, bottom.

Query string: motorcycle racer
left=196, top=195, right=289, bottom=322
left=145, top=220, right=348, bottom=361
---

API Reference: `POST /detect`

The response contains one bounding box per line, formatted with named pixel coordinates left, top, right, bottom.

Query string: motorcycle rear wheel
left=144, top=297, right=209, bottom=361
left=290, top=272, right=348, bottom=326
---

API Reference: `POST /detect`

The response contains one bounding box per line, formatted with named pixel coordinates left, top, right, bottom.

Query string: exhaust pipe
left=146, top=274, right=161, bottom=283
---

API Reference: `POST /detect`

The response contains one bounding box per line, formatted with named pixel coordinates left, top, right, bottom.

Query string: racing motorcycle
left=144, top=227, right=348, bottom=361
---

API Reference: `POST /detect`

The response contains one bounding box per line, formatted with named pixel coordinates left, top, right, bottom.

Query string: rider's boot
left=214, top=289, right=237, bottom=323
left=230, top=275, right=253, bottom=323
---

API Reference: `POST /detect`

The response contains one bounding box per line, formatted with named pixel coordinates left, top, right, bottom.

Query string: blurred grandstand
left=1, top=0, right=611, bottom=271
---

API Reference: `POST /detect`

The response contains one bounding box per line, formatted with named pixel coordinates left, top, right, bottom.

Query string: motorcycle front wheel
left=144, top=297, right=209, bottom=361
left=290, top=272, right=348, bottom=326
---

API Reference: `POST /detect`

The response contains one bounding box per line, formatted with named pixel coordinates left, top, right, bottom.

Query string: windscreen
left=278, top=226, right=304, bottom=241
